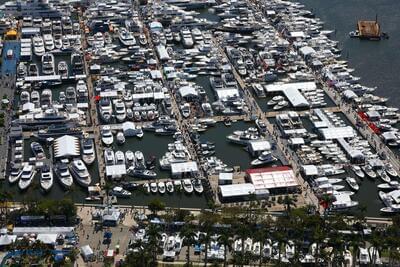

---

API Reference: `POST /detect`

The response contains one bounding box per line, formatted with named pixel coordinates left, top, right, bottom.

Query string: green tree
left=148, top=199, right=165, bottom=216
left=217, top=229, right=232, bottom=267
left=146, top=223, right=162, bottom=264
left=181, top=223, right=197, bottom=266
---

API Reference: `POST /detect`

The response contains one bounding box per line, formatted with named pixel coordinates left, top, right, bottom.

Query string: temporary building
left=80, top=245, right=95, bottom=261
left=0, top=235, right=17, bottom=246
left=37, top=233, right=58, bottom=245
left=246, top=166, right=299, bottom=194
left=219, top=183, right=256, bottom=202
left=171, top=161, right=199, bottom=178
left=54, top=135, right=80, bottom=158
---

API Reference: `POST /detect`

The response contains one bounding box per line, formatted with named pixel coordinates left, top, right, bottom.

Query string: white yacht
left=101, top=125, right=114, bottom=146
left=114, top=100, right=127, bottom=122
left=358, top=248, right=370, bottom=265
left=54, top=162, right=73, bottom=190
left=32, top=35, right=45, bottom=56
left=273, top=100, right=289, bottom=110
left=150, top=182, right=158, bottom=194
left=111, top=186, right=131, bottom=198
left=41, top=53, right=55, bottom=75
left=251, top=151, right=277, bottom=166
left=8, top=165, right=22, bottom=184
left=43, top=34, right=54, bottom=51
left=267, top=95, right=284, bottom=106
left=192, top=179, right=204, bottom=194
left=183, top=179, right=194, bottom=194
left=31, top=142, right=45, bottom=160
left=115, top=151, right=125, bottom=165
left=351, top=165, right=365, bottom=179
left=180, top=103, right=191, bottom=118
left=99, top=98, right=113, bottom=123
left=158, top=182, right=166, bottom=194
left=69, top=159, right=91, bottom=187
left=166, top=181, right=174, bottom=194
left=57, top=61, right=68, bottom=78
left=41, top=89, right=52, bottom=106
left=345, top=177, right=359, bottom=191
left=227, top=127, right=261, bottom=145
left=76, top=80, right=88, bottom=101
left=31, top=90, right=40, bottom=106
left=369, top=247, right=382, bottom=265
left=126, top=167, right=157, bottom=179
left=118, top=28, right=136, bottom=46
left=104, top=148, right=115, bottom=166
left=116, top=132, right=125, bottom=145
left=54, top=35, right=62, bottom=49
left=378, top=181, right=400, bottom=190
left=125, top=150, right=135, bottom=165
left=180, top=28, right=194, bottom=48
left=385, top=163, right=398, bottom=178
left=18, top=164, right=36, bottom=190
left=82, top=138, right=96, bottom=165
left=139, top=33, right=147, bottom=46
left=40, top=164, right=53, bottom=192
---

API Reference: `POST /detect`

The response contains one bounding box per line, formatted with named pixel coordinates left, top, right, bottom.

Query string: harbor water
left=295, top=0, right=400, bottom=216
left=296, top=0, right=400, bottom=107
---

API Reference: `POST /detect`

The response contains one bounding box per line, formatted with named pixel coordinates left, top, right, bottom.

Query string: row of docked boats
left=143, top=179, right=204, bottom=195
left=8, top=159, right=91, bottom=191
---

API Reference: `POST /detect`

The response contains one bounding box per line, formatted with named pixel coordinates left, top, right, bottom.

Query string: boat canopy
left=54, top=135, right=80, bottom=158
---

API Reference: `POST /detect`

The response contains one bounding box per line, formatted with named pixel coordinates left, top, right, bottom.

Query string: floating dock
left=357, top=20, right=381, bottom=40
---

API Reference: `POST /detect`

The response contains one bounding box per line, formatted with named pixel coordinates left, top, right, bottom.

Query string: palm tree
left=369, top=230, right=382, bottom=265
left=199, top=232, right=212, bottom=267
left=347, top=233, right=364, bottom=267
left=146, top=223, right=162, bottom=264
left=181, top=223, right=197, bottom=266
left=233, top=221, right=251, bottom=266
left=282, top=195, right=296, bottom=215
left=103, top=181, right=113, bottom=205
left=198, top=210, right=220, bottom=267
left=217, top=229, right=232, bottom=267
left=0, top=191, right=13, bottom=225
left=126, top=239, right=151, bottom=267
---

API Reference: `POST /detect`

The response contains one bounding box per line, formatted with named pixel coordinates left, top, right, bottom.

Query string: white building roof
left=219, top=172, right=233, bottom=181
left=37, top=233, right=58, bottom=244
left=171, top=161, right=198, bottom=174
left=320, top=126, right=356, bottom=139
left=105, top=165, right=127, bottom=177
left=10, top=227, right=74, bottom=236
left=265, top=82, right=315, bottom=108
left=216, top=88, right=239, bottom=100
left=179, top=86, right=198, bottom=98
left=0, top=235, right=17, bottom=246
left=219, top=183, right=255, bottom=198
left=289, top=137, right=305, bottom=145
left=247, top=167, right=299, bottom=190
left=299, top=46, right=316, bottom=56
left=54, top=135, right=80, bottom=158
left=156, top=45, right=170, bottom=61
left=248, top=140, right=271, bottom=152
left=302, top=165, right=319, bottom=176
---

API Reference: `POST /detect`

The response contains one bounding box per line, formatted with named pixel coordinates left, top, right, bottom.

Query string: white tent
left=37, top=233, right=57, bottom=245
left=54, top=135, right=80, bottom=158
left=0, top=235, right=16, bottom=246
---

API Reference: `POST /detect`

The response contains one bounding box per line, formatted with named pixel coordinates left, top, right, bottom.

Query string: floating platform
left=356, top=20, right=383, bottom=40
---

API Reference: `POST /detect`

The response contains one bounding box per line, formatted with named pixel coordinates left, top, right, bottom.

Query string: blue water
left=2, top=41, right=20, bottom=75
left=296, top=0, right=400, bottom=107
